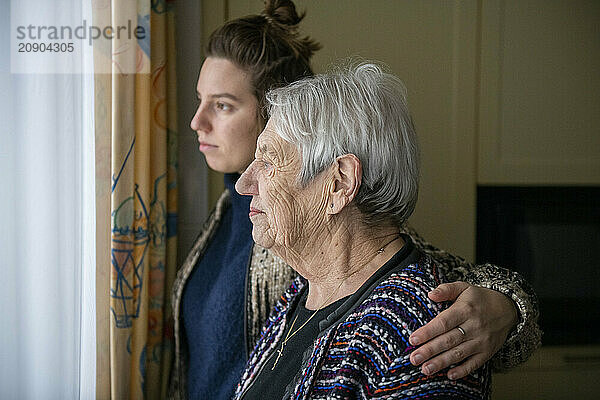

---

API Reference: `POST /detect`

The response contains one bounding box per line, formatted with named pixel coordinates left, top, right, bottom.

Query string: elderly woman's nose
left=236, top=161, right=258, bottom=195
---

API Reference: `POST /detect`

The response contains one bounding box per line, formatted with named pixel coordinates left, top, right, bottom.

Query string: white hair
left=265, top=61, right=420, bottom=226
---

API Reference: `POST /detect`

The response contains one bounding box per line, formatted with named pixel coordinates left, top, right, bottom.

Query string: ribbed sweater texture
left=182, top=174, right=253, bottom=400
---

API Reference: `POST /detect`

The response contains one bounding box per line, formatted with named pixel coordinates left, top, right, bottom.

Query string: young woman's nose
left=190, top=105, right=211, bottom=133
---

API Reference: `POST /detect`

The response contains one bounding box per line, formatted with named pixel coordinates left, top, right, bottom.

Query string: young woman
left=168, top=1, right=541, bottom=399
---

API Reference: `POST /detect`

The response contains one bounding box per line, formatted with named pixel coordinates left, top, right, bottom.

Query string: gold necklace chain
left=271, top=234, right=400, bottom=370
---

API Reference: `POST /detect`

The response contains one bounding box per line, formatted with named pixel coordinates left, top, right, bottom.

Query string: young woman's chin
left=204, top=155, right=251, bottom=175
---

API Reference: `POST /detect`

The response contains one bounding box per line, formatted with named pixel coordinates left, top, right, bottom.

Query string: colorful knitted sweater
left=168, top=191, right=540, bottom=399
left=233, top=241, right=491, bottom=400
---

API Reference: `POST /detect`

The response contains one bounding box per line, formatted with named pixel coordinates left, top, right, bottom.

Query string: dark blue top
left=182, top=173, right=254, bottom=400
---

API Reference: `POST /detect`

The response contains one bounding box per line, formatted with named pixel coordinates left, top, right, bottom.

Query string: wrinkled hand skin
left=408, top=282, right=518, bottom=380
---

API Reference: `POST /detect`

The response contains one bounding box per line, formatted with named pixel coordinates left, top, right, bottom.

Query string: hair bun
left=263, top=0, right=304, bottom=26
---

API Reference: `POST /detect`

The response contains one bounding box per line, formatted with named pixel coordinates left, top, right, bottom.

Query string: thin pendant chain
left=271, top=277, right=342, bottom=370
left=270, top=234, right=401, bottom=370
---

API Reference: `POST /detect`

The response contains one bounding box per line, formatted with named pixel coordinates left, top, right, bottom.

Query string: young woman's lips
left=249, top=207, right=263, bottom=218
left=198, top=141, right=218, bottom=152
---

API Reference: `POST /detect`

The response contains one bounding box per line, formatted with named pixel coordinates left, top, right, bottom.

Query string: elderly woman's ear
left=327, top=154, right=362, bottom=215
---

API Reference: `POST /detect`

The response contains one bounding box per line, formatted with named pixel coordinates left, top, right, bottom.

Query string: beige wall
left=478, top=0, right=600, bottom=184
left=175, top=0, right=228, bottom=264
left=175, top=0, right=207, bottom=265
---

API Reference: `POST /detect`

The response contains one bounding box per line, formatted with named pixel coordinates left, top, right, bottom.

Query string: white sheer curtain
left=0, top=0, right=96, bottom=398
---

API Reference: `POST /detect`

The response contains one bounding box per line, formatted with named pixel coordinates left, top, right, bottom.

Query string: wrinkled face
left=190, top=57, right=261, bottom=173
left=235, top=119, right=329, bottom=253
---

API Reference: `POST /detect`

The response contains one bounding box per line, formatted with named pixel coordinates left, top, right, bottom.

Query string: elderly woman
left=170, top=2, right=541, bottom=398
left=234, top=63, right=490, bottom=399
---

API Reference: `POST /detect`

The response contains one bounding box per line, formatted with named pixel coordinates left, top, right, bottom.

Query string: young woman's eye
left=215, top=102, right=232, bottom=111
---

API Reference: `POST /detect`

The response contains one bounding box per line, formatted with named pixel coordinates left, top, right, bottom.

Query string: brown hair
left=206, top=0, right=321, bottom=117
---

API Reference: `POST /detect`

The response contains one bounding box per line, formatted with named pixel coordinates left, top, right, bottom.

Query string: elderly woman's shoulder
left=380, top=253, right=447, bottom=301
left=347, top=253, right=447, bottom=344
left=320, top=254, right=490, bottom=398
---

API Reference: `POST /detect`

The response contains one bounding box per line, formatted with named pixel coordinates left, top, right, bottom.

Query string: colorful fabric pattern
left=233, top=255, right=491, bottom=399
left=404, top=225, right=542, bottom=372
left=168, top=190, right=541, bottom=398
left=94, top=1, right=178, bottom=398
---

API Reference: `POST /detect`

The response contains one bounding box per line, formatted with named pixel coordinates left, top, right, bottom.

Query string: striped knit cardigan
left=169, top=190, right=540, bottom=399
left=233, top=246, right=491, bottom=400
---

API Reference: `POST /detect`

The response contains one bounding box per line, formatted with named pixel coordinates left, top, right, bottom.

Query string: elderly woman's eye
left=262, top=161, right=272, bottom=170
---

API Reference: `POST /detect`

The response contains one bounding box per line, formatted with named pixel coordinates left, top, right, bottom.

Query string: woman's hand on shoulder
left=408, top=282, right=518, bottom=379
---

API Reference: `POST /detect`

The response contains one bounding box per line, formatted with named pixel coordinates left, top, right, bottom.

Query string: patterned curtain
left=93, top=1, right=178, bottom=399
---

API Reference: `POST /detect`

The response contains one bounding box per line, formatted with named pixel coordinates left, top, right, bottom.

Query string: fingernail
left=430, top=288, right=441, bottom=296
left=449, top=372, right=458, bottom=380
left=422, top=364, right=431, bottom=375
left=410, top=335, right=420, bottom=345
left=412, top=354, right=423, bottom=365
